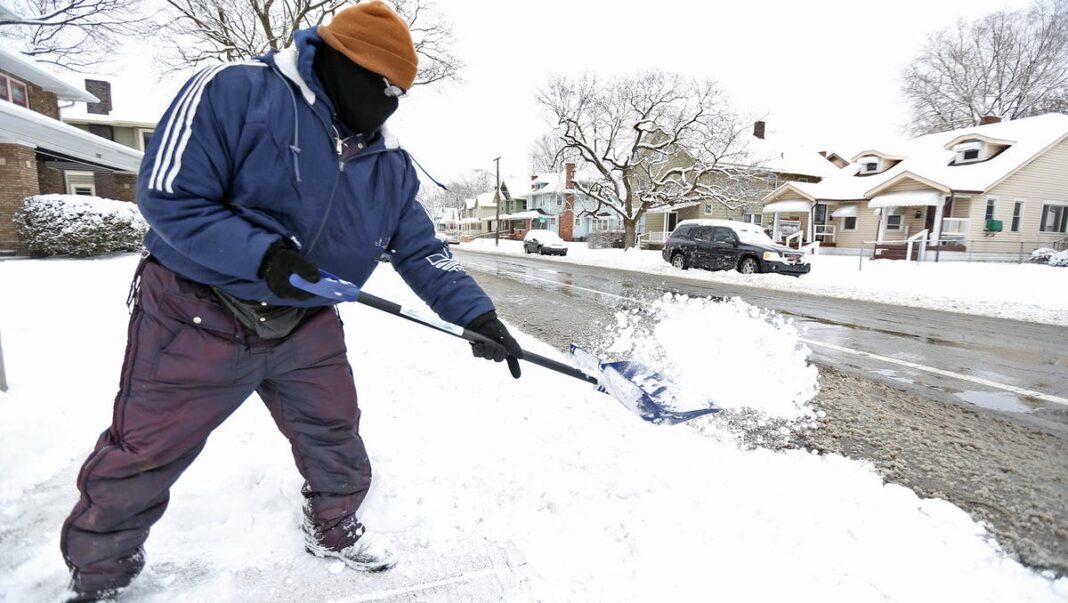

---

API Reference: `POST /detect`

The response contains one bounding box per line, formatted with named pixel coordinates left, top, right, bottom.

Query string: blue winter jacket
left=137, top=28, right=493, bottom=327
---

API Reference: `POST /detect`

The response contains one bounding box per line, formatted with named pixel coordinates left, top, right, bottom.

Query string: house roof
left=434, top=207, right=460, bottom=222
left=464, top=192, right=497, bottom=210
left=0, top=46, right=98, bottom=103
left=0, top=100, right=143, bottom=172
left=764, top=113, right=1068, bottom=203
left=748, top=135, right=842, bottom=179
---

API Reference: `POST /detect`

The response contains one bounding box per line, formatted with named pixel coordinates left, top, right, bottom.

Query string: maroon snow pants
left=60, top=257, right=372, bottom=594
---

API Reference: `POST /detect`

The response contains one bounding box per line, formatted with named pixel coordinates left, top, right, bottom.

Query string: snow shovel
left=291, top=271, right=720, bottom=425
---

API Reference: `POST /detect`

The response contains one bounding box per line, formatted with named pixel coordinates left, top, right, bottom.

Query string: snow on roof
left=0, top=4, right=20, bottom=19
left=748, top=135, right=842, bottom=179
left=530, top=169, right=601, bottom=194
left=464, top=192, right=497, bottom=209
left=765, top=113, right=1068, bottom=203
left=434, top=207, right=460, bottom=222
left=499, top=177, right=533, bottom=199
left=0, top=100, right=143, bottom=172
left=0, top=46, right=98, bottom=103
left=61, top=114, right=157, bottom=129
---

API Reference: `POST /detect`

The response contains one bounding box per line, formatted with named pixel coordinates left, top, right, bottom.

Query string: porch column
left=931, top=200, right=944, bottom=245
left=877, top=209, right=888, bottom=241
left=807, top=205, right=816, bottom=243
left=772, top=212, right=781, bottom=242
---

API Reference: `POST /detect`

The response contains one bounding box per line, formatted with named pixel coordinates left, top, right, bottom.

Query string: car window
left=712, top=227, right=737, bottom=243
left=692, top=227, right=714, bottom=242
left=672, top=225, right=693, bottom=239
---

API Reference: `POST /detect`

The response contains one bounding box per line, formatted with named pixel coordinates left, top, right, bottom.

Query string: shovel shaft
left=355, top=291, right=598, bottom=385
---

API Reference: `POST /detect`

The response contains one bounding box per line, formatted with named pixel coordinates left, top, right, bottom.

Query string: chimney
left=560, top=162, right=575, bottom=241
left=753, top=120, right=766, bottom=140
left=84, top=80, right=113, bottom=115
left=980, top=115, right=1002, bottom=125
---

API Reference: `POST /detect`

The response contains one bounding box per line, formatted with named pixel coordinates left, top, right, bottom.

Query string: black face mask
left=312, top=43, right=399, bottom=137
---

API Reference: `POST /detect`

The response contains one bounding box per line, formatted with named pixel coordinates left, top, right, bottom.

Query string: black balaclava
left=313, top=42, right=399, bottom=138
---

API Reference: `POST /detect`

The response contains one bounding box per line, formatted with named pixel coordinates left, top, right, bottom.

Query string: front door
left=924, top=206, right=936, bottom=233
left=667, top=212, right=679, bottom=232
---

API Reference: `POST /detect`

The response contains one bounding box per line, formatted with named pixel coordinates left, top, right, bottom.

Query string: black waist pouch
left=212, top=288, right=311, bottom=340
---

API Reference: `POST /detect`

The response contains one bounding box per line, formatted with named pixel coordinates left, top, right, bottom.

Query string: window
left=842, top=216, right=857, bottom=231
left=65, top=171, right=96, bottom=196
left=711, top=227, right=736, bottom=243
left=985, top=197, right=998, bottom=221
left=963, top=148, right=980, bottom=161
left=137, top=129, right=155, bottom=151
left=1011, top=200, right=1023, bottom=232
left=704, top=203, right=714, bottom=215
left=0, top=74, right=30, bottom=108
left=744, top=213, right=763, bottom=226
left=863, top=162, right=879, bottom=173
left=692, top=227, right=714, bottom=242
left=886, top=214, right=902, bottom=230
left=1040, top=202, right=1068, bottom=233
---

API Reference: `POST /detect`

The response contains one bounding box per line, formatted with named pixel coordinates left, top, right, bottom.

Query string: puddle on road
left=870, top=368, right=915, bottom=384
left=954, top=390, right=1034, bottom=413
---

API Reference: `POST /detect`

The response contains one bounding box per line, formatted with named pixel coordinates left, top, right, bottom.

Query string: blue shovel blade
left=289, top=271, right=361, bottom=302
left=571, top=345, right=720, bottom=425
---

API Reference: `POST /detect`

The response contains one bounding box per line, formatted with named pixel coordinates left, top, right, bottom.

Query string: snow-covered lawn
left=461, top=239, right=1068, bottom=326
left=1, top=255, right=1066, bottom=601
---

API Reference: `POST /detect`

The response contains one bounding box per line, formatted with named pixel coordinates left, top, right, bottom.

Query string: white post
left=773, top=212, right=782, bottom=242
left=807, top=205, right=816, bottom=243
left=0, top=329, right=7, bottom=392
left=877, top=208, right=888, bottom=242
left=931, top=200, right=945, bottom=246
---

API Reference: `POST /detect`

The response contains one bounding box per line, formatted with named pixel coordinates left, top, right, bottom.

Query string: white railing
left=906, top=229, right=929, bottom=262
left=800, top=241, right=821, bottom=255
left=638, top=231, right=671, bottom=246
left=776, top=220, right=802, bottom=242
left=785, top=231, right=804, bottom=249
left=814, top=224, right=837, bottom=243
left=941, top=218, right=970, bottom=239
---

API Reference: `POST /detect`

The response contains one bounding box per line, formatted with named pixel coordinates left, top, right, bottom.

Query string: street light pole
left=493, top=156, right=501, bottom=247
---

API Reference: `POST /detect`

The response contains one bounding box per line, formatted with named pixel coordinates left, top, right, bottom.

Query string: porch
left=868, top=190, right=971, bottom=260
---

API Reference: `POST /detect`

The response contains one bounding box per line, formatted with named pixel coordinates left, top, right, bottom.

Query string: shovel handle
left=355, top=291, right=598, bottom=385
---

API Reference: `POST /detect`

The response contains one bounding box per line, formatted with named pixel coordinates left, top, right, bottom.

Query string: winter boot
left=304, top=528, right=398, bottom=572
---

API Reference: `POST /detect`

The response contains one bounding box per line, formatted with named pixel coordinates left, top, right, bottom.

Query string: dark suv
left=661, top=220, right=810, bottom=276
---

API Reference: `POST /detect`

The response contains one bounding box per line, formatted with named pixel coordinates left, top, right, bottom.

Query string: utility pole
left=493, top=156, right=501, bottom=247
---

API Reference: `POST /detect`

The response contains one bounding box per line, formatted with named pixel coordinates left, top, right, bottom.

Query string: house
left=459, top=192, right=498, bottom=239
left=62, top=79, right=157, bottom=154
left=527, top=163, right=625, bottom=241
left=641, top=121, right=842, bottom=248
left=0, top=45, right=142, bottom=254
left=761, top=113, right=1068, bottom=259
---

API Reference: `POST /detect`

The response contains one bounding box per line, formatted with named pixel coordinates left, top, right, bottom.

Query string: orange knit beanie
left=318, top=1, right=418, bottom=90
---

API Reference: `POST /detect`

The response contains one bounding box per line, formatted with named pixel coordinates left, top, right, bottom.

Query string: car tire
left=738, top=256, right=759, bottom=274
left=538, top=246, right=545, bottom=255
left=671, top=252, right=688, bottom=270
left=523, top=245, right=530, bottom=254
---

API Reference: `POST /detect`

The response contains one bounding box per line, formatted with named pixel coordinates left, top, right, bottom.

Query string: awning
left=762, top=200, right=812, bottom=213
left=0, top=101, right=142, bottom=172
left=831, top=204, right=858, bottom=218
left=646, top=202, right=701, bottom=214
left=869, top=190, right=942, bottom=209
left=460, top=217, right=481, bottom=225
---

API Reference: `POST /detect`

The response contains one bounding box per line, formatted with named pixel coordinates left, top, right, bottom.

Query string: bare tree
left=0, top=0, right=147, bottom=70
left=537, top=72, right=757, bottom=249
left=528, top=131, right=579, bottom=174
left=903, top=0, right=1068, bottom=135
left=157, top=0, right=462, bottom=85
left=419, top=169, right=493, bottom=214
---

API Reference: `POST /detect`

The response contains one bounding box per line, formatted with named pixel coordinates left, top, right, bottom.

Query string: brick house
left=0, top=46, right=143, bottom=255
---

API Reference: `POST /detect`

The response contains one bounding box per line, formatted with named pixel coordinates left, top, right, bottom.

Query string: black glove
left=465, top=311, right=523, bottom=379
left=259, top=241, right=320, bottom=300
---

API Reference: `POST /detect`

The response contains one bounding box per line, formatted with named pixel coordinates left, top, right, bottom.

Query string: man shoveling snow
left=58, top=3, right=523, bottom=601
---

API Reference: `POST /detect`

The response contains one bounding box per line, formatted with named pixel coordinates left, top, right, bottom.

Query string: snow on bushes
left=1029, top=247, right=1068, bottom=267
left=13, top=194, right=147, bottom=257
left=1049, top=250, right=1068, bottom=267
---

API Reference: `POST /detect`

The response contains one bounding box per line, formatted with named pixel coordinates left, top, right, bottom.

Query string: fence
left=858, top=238, right=1064, bottom=269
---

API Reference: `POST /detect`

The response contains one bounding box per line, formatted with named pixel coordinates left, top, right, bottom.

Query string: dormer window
left=859, top=156, right=882, bottom=174
left=953, top=140, right=985, bottom=164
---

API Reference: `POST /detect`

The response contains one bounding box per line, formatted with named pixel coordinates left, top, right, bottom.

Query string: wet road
left=454, top=248, right=1068, bottom=436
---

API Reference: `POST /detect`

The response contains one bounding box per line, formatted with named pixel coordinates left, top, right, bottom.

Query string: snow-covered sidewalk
left=461, top=239, right=1068, bottom=326
left=1, top=255, right=1066, bottom=602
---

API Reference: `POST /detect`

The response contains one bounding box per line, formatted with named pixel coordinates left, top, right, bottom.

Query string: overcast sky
left=66, top=0, right=1034, bottom=184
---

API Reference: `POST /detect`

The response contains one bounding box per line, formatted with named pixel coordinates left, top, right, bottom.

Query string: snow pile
left=13, top=194, right=147, bottom=257
left=598, top=293, right=819, bottom=423
left=1, top=255, right=1067, bottom=602
left=1050, top=250, right=1068, bottom=268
